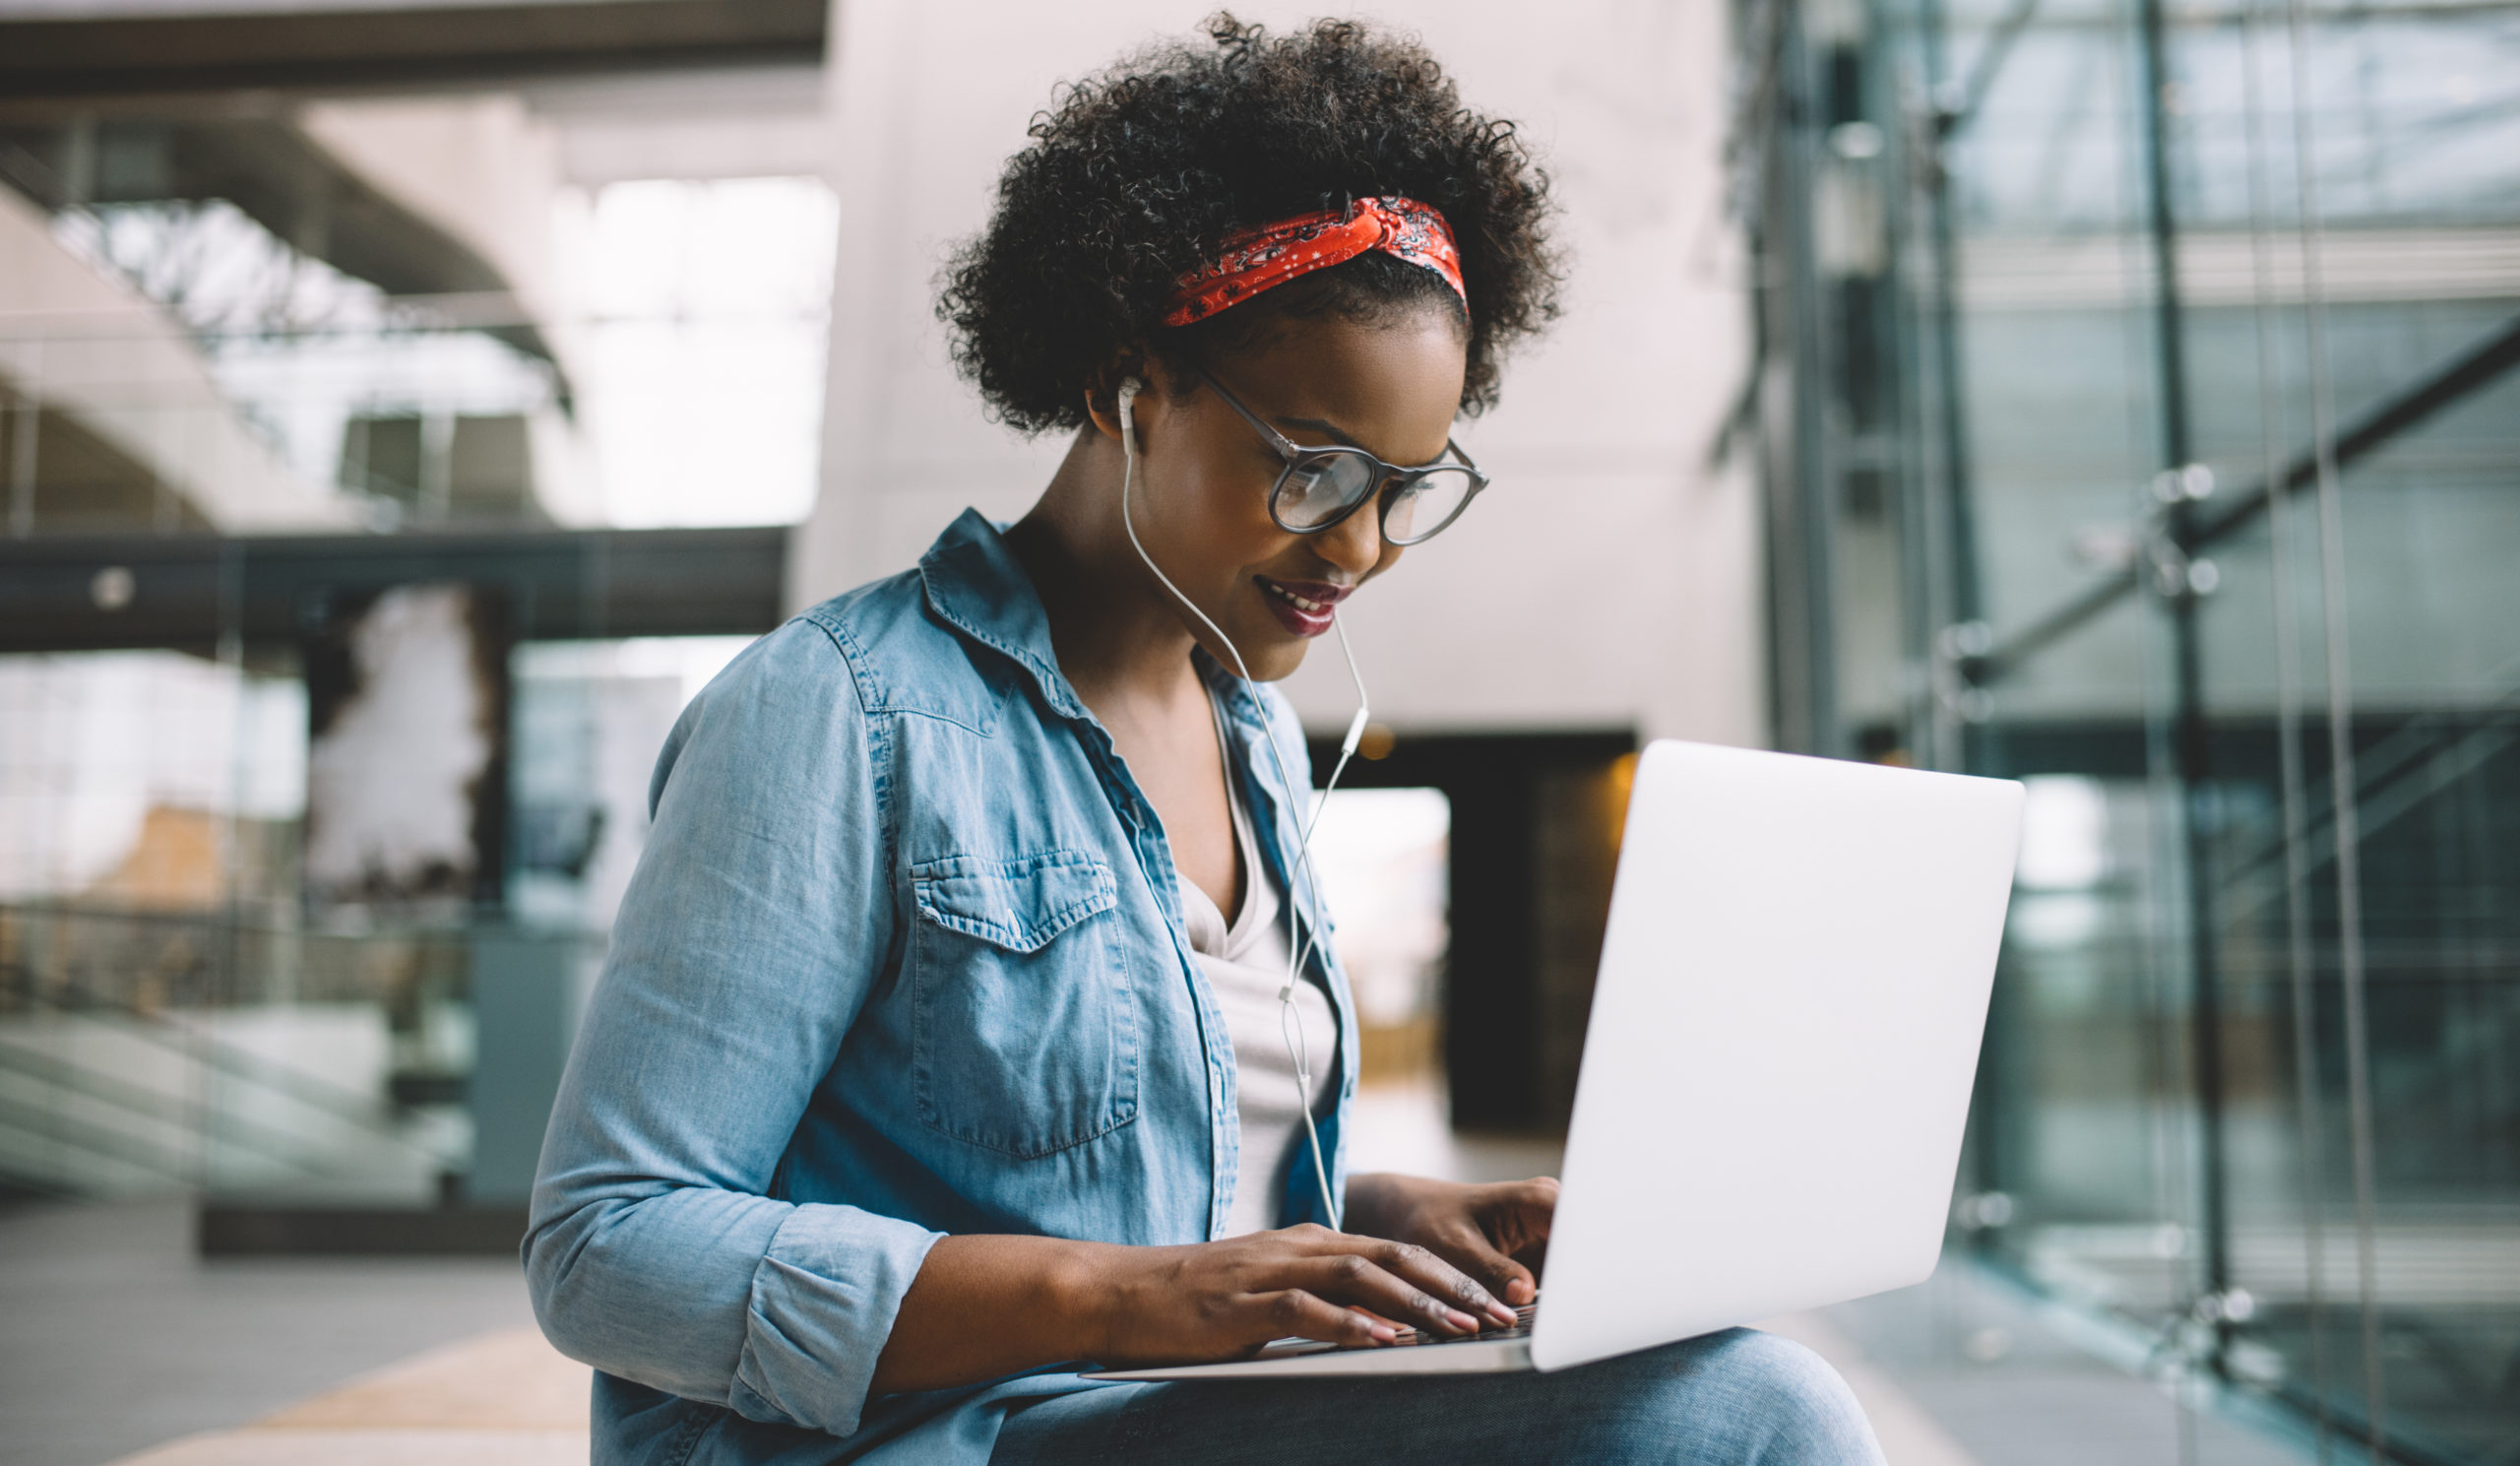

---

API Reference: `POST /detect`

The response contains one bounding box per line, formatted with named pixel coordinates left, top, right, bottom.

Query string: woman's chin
left=1203, top=625, right=1310, bottom=683
left=1250, top=641, right=1311, bottom=683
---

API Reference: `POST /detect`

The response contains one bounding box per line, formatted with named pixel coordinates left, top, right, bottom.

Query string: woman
left=527, top=18, right=1885, bottom=1465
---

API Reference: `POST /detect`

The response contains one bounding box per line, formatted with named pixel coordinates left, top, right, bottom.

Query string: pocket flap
left=912, top=851, right=1117, bottom=954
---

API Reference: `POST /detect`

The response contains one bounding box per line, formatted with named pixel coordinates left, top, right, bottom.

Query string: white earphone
left=1116, top=374, right=1372, bottom=1230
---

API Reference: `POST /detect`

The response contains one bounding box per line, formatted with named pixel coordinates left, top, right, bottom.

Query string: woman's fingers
left=1278, top=1251, right=1487, bottom=1335
left=1091, top=1223, right=1555, bottom=1367
left=1358, top=1233, right=1512, bottom=1322
left=1492, top=1178, right=1560, bottom=1242
left=1286, top=1233, right=1518, bottom=1330
left=1384, top=1178, right=1553, bottom=1308
left=1431, top=1224, right=1539, bottom=1307
left=1245, top=1289, right=1398, bottom=1348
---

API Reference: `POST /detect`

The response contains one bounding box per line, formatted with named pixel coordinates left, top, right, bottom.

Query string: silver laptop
left=1086, top=738, right=2024, bottom=1380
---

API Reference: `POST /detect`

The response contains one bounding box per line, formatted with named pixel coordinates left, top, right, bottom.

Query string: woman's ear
left=1083, top=384, right=1121, bottom=442
left=1083, top=351, right=1156, bottom=444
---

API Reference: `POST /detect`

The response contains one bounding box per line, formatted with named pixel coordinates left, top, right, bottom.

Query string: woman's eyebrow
left=1277, top=413, right=1454, bottom=470
left=1272, top=414, right=1364, bottom=449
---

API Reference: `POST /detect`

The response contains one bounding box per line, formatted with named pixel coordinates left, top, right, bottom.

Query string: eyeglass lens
left=1274, top=457, right=1478, bottom=543
left=1380, top=468, right=1478, bottom=543
left=1272, top=455, right=1378, bottom=530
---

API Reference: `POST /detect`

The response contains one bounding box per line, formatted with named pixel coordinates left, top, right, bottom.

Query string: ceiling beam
left=0, top=0, right=827, bottom=100
left=0, top=524, right=788, bottom=652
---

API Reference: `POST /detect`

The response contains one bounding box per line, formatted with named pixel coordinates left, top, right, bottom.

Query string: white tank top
left=1176, top=701, right=1338, bottom=1237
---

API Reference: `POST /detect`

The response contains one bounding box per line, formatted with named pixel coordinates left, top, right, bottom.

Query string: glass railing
left=0, top=899, right=599, bottom=1210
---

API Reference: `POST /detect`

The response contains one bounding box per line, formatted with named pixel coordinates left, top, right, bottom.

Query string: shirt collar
left=916, top=507, right=1286, bottom=746
left=921, top=509, right=1324, bottom=922
left=916, top=508, right=1093, bottom=722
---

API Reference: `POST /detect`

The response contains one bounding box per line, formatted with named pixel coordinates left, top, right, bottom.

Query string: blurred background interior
left=0, top=1, right=2512, bottom=1464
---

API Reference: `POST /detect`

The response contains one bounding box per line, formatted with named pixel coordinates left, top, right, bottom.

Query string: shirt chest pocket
left=909, top=850, right=1141, bottom=1158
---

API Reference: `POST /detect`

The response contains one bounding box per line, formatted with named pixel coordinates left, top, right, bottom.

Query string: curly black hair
left=938, top=15, right=1560, bottom=434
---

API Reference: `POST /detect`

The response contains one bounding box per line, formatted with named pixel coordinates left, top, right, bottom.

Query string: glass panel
left=1744, top=0, right=2520, bottom=1458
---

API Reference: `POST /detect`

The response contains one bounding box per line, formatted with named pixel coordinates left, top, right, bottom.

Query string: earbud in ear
left=1116, top=376, right=1145, bottom=459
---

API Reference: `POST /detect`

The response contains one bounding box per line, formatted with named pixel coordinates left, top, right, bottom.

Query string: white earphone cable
left=1117, top=379, right=1365, bottom=1231
left=1288, top=619, right=1370, bottom=988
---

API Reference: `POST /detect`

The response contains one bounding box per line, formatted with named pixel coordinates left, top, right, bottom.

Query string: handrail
left=1968, top=310, right=2520, bottom=686
left=0, top=895, right=460, bottom=942
left=2222, top=718, right=2516, bottom=928
left=10, top=974, right=459, bottom=1163
left=2214, top=655, right=2520, bottom=912
left=0, top=1090, right=198, bottom=1185
left=0, top=1039, right=328, bottom=1171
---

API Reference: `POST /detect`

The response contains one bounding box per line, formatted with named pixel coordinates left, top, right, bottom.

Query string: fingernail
left=1447, top=1308, right=1480, bottom=1331
left=1507, top=1278, right=1535, bottom=1305
left=1487, top=1302, right=1518, bottom=1325
left=1370, top=1323, right=1397, bottom=1343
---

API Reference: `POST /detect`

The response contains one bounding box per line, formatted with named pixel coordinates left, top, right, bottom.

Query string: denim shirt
left=526, top=509, right=1360, bottom=1465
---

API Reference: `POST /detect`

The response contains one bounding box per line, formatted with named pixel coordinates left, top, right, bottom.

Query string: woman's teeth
left=1264, top=582, right=1328, bottom=613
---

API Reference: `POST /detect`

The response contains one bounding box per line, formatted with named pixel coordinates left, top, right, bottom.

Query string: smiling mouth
left=1254, top=576, right=1352, bottom=638
left=1263, top=582, right=1334, bottom=614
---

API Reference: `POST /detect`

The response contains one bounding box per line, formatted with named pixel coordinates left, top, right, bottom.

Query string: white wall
left=531, top=65, right=836, bottom=189
left=300, top=95, right=565, bottom=310
left=793, top=1, right=1762, bottom=746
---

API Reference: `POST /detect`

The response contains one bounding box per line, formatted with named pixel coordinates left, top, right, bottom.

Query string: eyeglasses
left=1197, top=368, right=1487, bottom=546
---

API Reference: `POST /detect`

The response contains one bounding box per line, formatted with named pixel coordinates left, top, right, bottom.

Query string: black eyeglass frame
left=1195, top=368, right=1488, bottom=546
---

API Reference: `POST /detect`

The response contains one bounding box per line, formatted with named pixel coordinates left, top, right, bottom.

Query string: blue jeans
left=988, top=1329, right=1887, bottom=1465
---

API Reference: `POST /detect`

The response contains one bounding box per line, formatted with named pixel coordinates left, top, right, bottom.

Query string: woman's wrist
left=1042, top=1238, right=1128, bottom=1364
left=874, top=1234, right=1140, bottom=1391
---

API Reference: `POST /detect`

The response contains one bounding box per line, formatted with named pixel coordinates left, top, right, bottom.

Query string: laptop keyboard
left=1256, top=1303, right=1538, bottom=1359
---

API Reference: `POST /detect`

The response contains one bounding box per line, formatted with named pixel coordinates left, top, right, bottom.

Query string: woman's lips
left=1254, top=576, right=1351, bottom=638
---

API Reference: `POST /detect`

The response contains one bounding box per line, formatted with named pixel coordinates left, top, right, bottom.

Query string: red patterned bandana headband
left=1162, top=196, right=1467, bottom=328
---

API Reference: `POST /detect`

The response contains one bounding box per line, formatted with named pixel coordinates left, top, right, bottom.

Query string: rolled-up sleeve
left=524, top=616, right=939, bottom=1437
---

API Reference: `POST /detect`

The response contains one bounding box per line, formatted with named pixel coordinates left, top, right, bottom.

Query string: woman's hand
left=1081, top=1223, right=1520, bottom=1368
left=1340, top=1172, right=1558, bottom=1307
left=870, top=1215, right=1531, bottom=1392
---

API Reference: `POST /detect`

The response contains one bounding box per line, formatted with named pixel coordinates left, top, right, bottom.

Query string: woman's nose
left=1317, top=500, right=1384, bottom=577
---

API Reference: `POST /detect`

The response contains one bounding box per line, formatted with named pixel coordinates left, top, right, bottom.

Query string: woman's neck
left=1004, top=426, right=1206, bottom=720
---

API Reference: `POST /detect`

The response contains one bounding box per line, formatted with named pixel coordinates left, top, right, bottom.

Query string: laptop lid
left=1529, top=740, right=2023, bottom=1371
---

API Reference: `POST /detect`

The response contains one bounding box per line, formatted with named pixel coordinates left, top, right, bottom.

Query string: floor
left=1809, top=1259, right=2313, bottom=1466
left=97, top=1325, right=586, bottom=1466
left=0, top=1200, right=536, bottom=1466
left=0, top=1080, right=2325, bottom=1466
